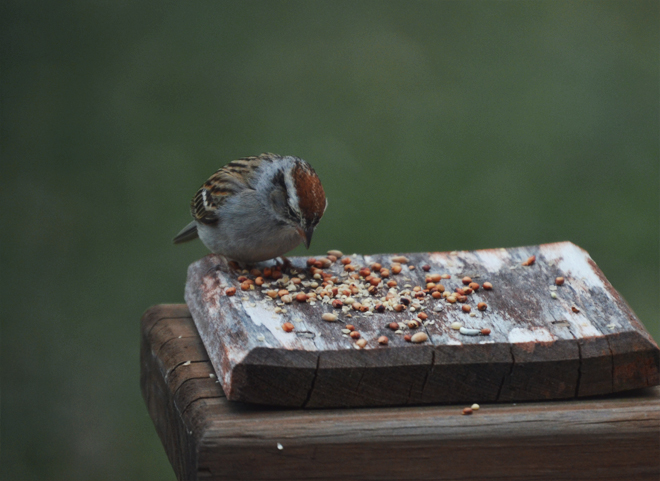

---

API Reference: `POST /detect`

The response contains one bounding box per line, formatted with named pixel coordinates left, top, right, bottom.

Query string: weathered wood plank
left=185, top=242, right=660, bottom=407
left=140, top=307, right=660, bottom=481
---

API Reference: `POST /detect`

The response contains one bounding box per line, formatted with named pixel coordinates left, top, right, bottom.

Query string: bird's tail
left=173, top=221, right=199, bottom=244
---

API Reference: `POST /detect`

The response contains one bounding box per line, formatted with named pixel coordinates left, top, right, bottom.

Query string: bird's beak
left=298, top=227, right=314, bottom=249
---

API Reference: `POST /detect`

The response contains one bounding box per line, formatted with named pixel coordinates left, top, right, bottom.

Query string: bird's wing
left=190, top=154, right=276, bottom=225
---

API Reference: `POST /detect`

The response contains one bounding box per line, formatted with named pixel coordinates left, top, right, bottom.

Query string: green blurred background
left=2, top=1, right=658, bottom=479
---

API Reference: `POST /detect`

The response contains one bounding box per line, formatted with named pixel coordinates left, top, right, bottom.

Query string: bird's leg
left=275, top=256, right=293, bottom=272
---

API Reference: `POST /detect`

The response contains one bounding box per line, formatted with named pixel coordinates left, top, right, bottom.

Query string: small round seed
left=240, top=281, right=251, bottom=291
left=417, top=312, right=428, bottom=320
left=464, top=287, right=473, bottom=295
left=371, top=262, right=382, bottom=272
left=255, top=277, right=265, bottom=286
left=375, top=304, right=386, bottom=313
left=462, top=407, right=473, bottom=415
left=295, top=292, right=308, bottom=302
left=225, top=287, right=237, bottom=296
left=282, top=322, right=294, bottom=332
left=332, top=299, right=343, bottom=308
left=281, top=294, right=293, bottom=304
left=387, top=280, right=398, bottom=288
left=271, top=270, right=283, bottom=280
left=408, top=320, right=420, bottom=329
left=380, top=268, right=390, bottom=278
left=471, top=403, right=480, bottom=410
left=411, top=332, right=429, bottom=343
left=404, top=334, right=412, bottom=342
left=378, top=335, right=389, bottom=345
left=556, top=277, right=565, bottom=286
left=266, top=290, right=278, bottom=299
left=359, top=267, right=371, bottom=277
left=430, top=274, right=442, bottom=282
left=441, top=274, right=451, bottom=279
left=447, top=295, right=457, bottom=303
left=391, top=264, right=402, bottom=274
left=457, top=295, right=467, bottom=303
left=462, top=276, right=472, bottom=285
left=356, top=339, right=367, bottom=348
left=431, top=291, right=442, bottom=299
left=480, top=328, right=491, bottom=336
left=392, top=255, right=409, bottom=264
left=394, top=304, right=405, bottom=312
left=451, top=321, right=462, bottom=330
left=462, top=305, right=471, bottom=313
left=306, top=258, right=317, bottom=267
left=345, top=324, right=355, bottom=331
left=341, top=257, right=352, bottom=265
left=278, top=289, right=289, bottom=298
left=483, top=281, right=493, bottom=290
left=469, top=282, right=480, bottom=291
left=388, top=322, right=399, bottom=330
left=352, top=302, right=362, bottom=311
left=327, top=249, right=343, bottom=258
left=478, top=302, right=487, bottom=311
left=408, top=265, right=416, bottom=270
left=572, top=306, right=580, bottom=313
left=349, top=331, right=360, bottom=339
left=326, top=255, right=337, bottom=263
left=370, top=277, right=381, bottom=286
left=422, top=264, right=431, bottom=272
left=322, top=313, right=338, bottom=322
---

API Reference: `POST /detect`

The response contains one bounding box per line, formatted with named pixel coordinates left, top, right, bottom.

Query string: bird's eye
left=287, top=205, right=299, bottom=221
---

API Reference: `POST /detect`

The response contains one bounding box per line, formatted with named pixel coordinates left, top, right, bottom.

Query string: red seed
left=345, top=324, right=355, bottom=331
left=556, top=277, right=565, bottom=286
left=572, top=306, right=580, bottom=313
left=271, top=270, right=283, bottom=280
left=432, top=291, right=442, bottom=299
left=237, top=276, right=248, bottom=282
left=522, top=255, right=536, bottom=266
left=430, top=274, right=442, bottom=282
left=349, top=331, right=361, bottom=339
left=462, top=407, right=473, bottom=415
left=255, top=277, right=265, bottom=286
left=483, top=282, right=493, bottom=290
left=295, top=292, right=308, bottom=302
left=380, top=268, right=390, bottom=278
left=462, top=276, right=472, bottom=285
left=306, top=258, right=317, bottom=266
left=378, top=336, right=389, bottom=345
left=469, top=282, right=480, bottom=291
left=404, top=334, right=412, bottom=342
left=417, top=312, right=428, bottom=320
left=282, top=322, right=294, bottom=332
left=388, top=322, right=399, bottom=330
left=359, top=267, right=371, bottom=277
left=457, top=295, right=467, bottom=303
left=480, top=328, right=491, bottom=336
left=422, top=264, right=431, bottom=272
left=370, top=277, right=381, bottom=286
left=478, top=302, right=487, bottom=311
left=391, top=264, right=402, bottom=274
left=371, top=263, right=382, bottom=272
left=341, top=257, right=352, bottom=265
left=462, top=305, right=471, bottom=313
left=332, top=299, right=343, bottom=308
left=249, top=268, right=261, bottom=277
left=240, top=281, right=251, bottom=291
left=441, top=274, right=451, bottom=279
left=387, top=280, right=397, bottom=288
left=225, top=287, right=236, bottom=296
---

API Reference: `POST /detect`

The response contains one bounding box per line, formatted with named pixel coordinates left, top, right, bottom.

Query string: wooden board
left=140, top=305, right=660, bottom=481
left=184, top=242, right=660, bottom=407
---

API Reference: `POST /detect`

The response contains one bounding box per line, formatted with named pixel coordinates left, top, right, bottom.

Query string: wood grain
left=185, top=242, right=660, bottom=407
left=140, top=305, right=660, bottom=481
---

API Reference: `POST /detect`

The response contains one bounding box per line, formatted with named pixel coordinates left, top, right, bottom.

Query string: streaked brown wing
left=190, top=154, right=277, bottom=225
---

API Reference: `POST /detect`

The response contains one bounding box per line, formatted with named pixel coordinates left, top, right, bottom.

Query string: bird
left=173, top=153, right=327, bottom=264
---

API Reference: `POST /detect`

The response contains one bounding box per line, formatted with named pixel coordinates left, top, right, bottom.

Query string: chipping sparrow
left=174, top=153, right=327, bottom=263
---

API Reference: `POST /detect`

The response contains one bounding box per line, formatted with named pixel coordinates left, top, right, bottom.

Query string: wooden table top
left=141, top=304, right=660, bottom=481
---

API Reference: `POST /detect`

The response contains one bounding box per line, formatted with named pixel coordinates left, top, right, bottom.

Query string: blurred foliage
left=1, top=1, right=658, bottom=479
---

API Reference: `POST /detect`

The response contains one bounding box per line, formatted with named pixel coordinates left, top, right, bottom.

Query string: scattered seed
left=388, top=322, right=399, bottom=331
left=394, top=304, right=405, bottom=312
left=295, top=292, right=307, bottom=302
left=483, top=282, right=493, bottom=290
left=408, top=320, right=420, bottom=329
left=462, top=407, right=473, bottom=415
left=459, top=327, right=481, bottom=336
left=332, top=299, right=343, bottom=308
left=327, top=249, right=343, bottom=258
left=380, top=268, right=390, bottom=278
left=322, top=313, right=338, bottom=322
left=356, top=339, right=367, bottom=348
left=462, top=276, right=472, bottom=285
left=408, top=265, right=415, bottom=270
left=378, top=335, right=389, bottom=345
left=469, top=282, right=480, bottom=291
left=447, top=295, right=457, bottom=304
left=456, top=295, right=467, bottom=303
left=480, top=328, right=491, bottom=336
left=551, top=292, right=558, bottom=299
left=404, top=334, right=412, bottom=342
left=522, top=255, right=536, bottom=266
left=345, top=324, right=355, bottom=331
left=477, top=302, right=487, bottom=311
left=240, top=281, right=251, bottom=291
left=391, top=264, right=402, bottom=274
left=556, top=277, right=565, bottom=286
left=441, top=274, right=451, bottom=279
left=417, top=312, right=428, bottom=320
left=411, top=332, right=429, bottom=343
left=371, top=262, right=382, bottom=272
left=422, top=264, right=431, bottom=272
left=341, top=257, right=352, bottom=265
left=471, top=403, right=480, bottom=410
left=349, top=331, right=361, bottom=339
left=226, top=287, right=237, bottom=296
left=571, top=306, right=580, bottom=313
left=392, top=255, right=409, bottom=263
left=462, top=305, right=471, bottom=313
left=282, top=322, right=294, bottom=332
